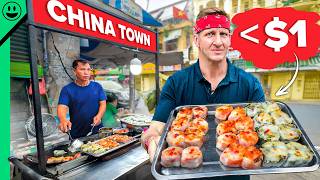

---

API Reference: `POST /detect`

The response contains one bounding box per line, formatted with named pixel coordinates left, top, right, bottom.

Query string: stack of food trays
left=152, top=102, right=319, bottom=179
left=80, top=134, right=136, bottom=157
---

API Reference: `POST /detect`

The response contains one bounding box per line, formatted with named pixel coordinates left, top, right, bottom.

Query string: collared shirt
left=153, top=59, right=265, bottom=123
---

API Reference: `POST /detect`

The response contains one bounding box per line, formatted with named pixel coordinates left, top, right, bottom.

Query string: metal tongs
left=67, top=130, right=83, bottom=153
left=67, top=123, right=95, bottom=152
left=86, top=123, right=96, bottom=136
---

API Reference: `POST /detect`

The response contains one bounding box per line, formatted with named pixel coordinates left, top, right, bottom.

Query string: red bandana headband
left=194, top=14, right=230, bottom=33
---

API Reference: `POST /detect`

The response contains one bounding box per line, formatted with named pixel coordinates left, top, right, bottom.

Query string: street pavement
left=285, top=102, right=320, bottom=146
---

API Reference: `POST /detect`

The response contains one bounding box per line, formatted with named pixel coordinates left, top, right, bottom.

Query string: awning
left=142, top=10, right=162, bottom=27
left=102, top=0, right=162, bottom=27
left=276, top=54, right=320, bottom=68
left=233, top=53, right=320, bottom=72
left=80, top=39, right=183, bottom=67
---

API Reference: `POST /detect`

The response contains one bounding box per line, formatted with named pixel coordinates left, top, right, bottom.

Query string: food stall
left=12, top=1, right=320, bottom=179
left=10, top=0, right=161, bottom=179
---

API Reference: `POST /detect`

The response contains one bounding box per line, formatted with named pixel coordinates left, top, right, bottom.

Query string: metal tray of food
left=119, top=114, right=152, bottom=127
left=81, top=134, right=140, bottom=157
left=23, top=141, right=93, bottom=175
left=151, top=101, right=320, bottom=179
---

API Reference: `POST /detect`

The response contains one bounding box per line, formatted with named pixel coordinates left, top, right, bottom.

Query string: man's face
left=194, top=28, right=231, bottom=62
left=73, top=62, right=91, bottom=81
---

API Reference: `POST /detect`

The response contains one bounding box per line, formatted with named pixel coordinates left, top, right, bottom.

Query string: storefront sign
left=107, top=0, right=143, bottom=22
left=28, top=0, right=156, bottom=52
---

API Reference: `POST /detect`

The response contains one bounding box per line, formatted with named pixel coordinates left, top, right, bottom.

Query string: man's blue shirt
left=153, top=60, right=265, bottom=123
left=58, top=81, right=106, bottom=138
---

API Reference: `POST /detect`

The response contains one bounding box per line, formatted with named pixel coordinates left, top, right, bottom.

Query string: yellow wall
left=141, top=74, right=155, bottom=92
left=262, top=70, right=320, bottom=101
left=270, top=72, right=292, bottom=100
left=291, top=72, right=305, bottom=101
left=158, top=21, right=193, bottom=53
left=135, top=72, right=174, bottom=92
left=303, top=71, right=320, bottom=99
left=135, top=62, right=176, bottom=92
left=178, top=27, right=188, bottom=50
left=136, top=63, right=155, bottom=92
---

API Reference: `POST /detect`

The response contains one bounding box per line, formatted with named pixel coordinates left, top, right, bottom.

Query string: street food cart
left=10, top=0, right=161, bottom=179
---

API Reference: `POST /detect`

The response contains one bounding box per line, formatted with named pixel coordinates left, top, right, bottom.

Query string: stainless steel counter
left=57, top=146, right=150, bottom=180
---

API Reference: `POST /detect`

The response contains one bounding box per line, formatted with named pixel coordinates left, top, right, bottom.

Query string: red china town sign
left=28, top=0, right=157, bottom=53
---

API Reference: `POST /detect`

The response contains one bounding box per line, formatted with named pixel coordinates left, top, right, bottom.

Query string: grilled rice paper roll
left=176, top=107, right=193, bottom=120
left=216, top=133, right=238, bottom=151
left=184, top=133, right=205, bottom=148
left=63, top=156, right=74, bottom=162
left=254, top=112, right=274, bottom=129
left=47, top=157, right=55, bottom=164
left=181, top=146, right=203, bottom=168
left=283, top=142, right=314, bottom=167
left=47, top=156, right=65, bottom=164
left=270, top=109, right=293, bottom=125
left=192, top=106, right=208, bottom=119
left=185, top=127, right=206, bottom=137
left=81, top=143, right=106, bottom=155
left=235, top=116, right=254, bottom=132
left=237, top=131, right=259, bottom=147
left=278, top=124, right=302, bottom=142
left=73, top=152, right=81, bottom=159
left=166, top=130, right=186, bottom=148
left=245, top=103, right=264, bottom=117
left=160, top=146, right=183, bottom=167
left=189, top=118, right=209, bottom=134
left=220, top=144, right=246, bottom=168
left=107, top=134, right=134, bottom=143
left=241, top=146, right=263, bottom=169
left=258, top=124, right=280, bottom=142
left=171, top=117, right=190, bottom=132
left=263, top=102, right=281, bottom=113
left=215, top=105, right=233, bottom=122
left=53, top=150, right=67, bottom=157
left=228, top=107, right=246, bottom=121
left=261, top=141, right=288, bottom=167
left=97, top=139, right=120, bottom=149
left=216, top=120, right=237, bottom=136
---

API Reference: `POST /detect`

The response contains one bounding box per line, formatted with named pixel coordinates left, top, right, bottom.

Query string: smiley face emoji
left=2, top=2, right=22, bottom=21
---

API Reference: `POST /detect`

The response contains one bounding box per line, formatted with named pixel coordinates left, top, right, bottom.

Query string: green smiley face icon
left=2, top=2, right=22, bottom=21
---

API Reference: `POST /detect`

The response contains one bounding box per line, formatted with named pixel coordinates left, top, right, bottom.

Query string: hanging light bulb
left=130, top=54, right=142, bottom=75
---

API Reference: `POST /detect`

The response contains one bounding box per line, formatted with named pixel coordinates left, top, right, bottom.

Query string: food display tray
left=151, top=102, right=320, bottom=179
left=81, top=134, right=140, bottom=157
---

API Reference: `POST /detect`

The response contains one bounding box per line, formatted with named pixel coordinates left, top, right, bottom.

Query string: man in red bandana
left=142, top=8, right=264, bottom=180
